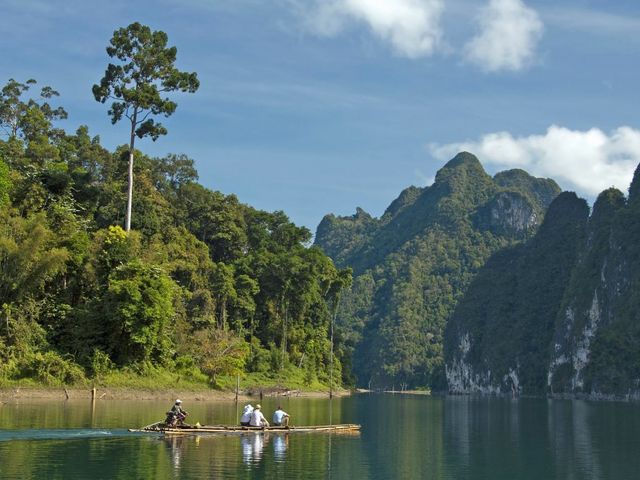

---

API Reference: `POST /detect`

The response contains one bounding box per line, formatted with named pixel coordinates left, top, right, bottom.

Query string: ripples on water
left=1, top=395, right=639, bottom=479
left=0, top=428, right=127, bottom=441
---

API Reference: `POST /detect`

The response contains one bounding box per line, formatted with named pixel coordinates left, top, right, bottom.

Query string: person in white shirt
left=250, top=404, right=269, bottom=427
left=240, top=404, right=254, bottom=426
left=272, top=406, right=290, bottom=426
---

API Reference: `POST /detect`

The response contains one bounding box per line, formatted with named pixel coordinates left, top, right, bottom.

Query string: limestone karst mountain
left=315, top=152, right=560, bottom=388
left=446, top=164, right=640, bottom=398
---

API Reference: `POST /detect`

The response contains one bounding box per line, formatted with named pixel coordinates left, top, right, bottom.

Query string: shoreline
left=3, top=387, right=637, bottom=403
left=0, top=386, right=352, bottom=402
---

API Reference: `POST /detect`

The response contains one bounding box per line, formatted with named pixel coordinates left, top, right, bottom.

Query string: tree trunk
left=330, top=305, right=335, bottom=398
left=330, top=294, right=341, bottom=399
left=281, top=295, right=288, bottom=371
left=221, top=296, right=227, bottom=331
left=3, top=307, right=9, bottom=338
left=125, top=110, right=137, bottom=232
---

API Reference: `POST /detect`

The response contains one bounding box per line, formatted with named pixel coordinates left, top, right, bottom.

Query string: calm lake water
left=1, top=394, right=639, bottom=479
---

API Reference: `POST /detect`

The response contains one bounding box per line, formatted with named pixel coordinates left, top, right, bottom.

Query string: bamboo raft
left=129, top=422, right=361, bottom=435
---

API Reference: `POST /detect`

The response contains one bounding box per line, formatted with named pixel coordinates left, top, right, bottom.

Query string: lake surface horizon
left=1, top=394, right=638, bottom=479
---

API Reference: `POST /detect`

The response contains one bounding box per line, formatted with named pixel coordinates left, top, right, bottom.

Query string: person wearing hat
left=240, top=404, right=254, bottom=426
left=172, top=399, right=187, bottom=415
left=166, top=399, right=188, bottom=426
left=249, top=404, right=269, bottom=427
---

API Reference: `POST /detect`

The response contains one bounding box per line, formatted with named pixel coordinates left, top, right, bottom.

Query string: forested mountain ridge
left=315, top=152, right=561, bottom=389
left=0, top=77, right=350, bottom=389
left=445, top=162, right=640, bottom=398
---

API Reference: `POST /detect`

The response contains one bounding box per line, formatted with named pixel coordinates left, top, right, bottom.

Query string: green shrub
left=173, top=355, right=209, bottom=383
left=22, top=351, right=87, bottom=385
left=246, top=338, right=271, bottom=373
left=90, top=349, right=115, bottom=378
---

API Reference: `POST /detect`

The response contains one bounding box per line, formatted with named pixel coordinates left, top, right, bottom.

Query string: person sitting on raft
left=240, top=404, right=254, bottom=426
left=272, top=406, right=290, bottom=426
left=165, top=399, right=188, bottom=426
left=250, top=404, right=269, bottom=427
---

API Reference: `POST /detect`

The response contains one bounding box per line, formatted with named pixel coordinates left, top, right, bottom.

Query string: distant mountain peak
left=591, top=188, right=625, bottom=225
left=442, top=151, right=483, bottom=169
left=494, top=169, right=561, bottom=210
left=541, top=191, right=589, bottom=226
left=314, top=151, right=566, bottom=388
left=353, top=207, right=372, bottom=219
left=382, top=185, right=422, bottom=220
left=433, top=152, right=490, bottom=187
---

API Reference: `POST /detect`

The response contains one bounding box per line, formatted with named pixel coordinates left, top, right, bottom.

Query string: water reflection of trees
left=0, top=398, right=370, bottom=479
left=359, top=394, right=445, bottom=479
left=1, top=396, right=638, bottom=479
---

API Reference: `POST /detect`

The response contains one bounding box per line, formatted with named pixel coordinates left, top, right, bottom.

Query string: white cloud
left=300, top=0, right=444, bottom=58
left=429, top=125, right=640, bottom=198
left=464, top=0, right=543, bottom=72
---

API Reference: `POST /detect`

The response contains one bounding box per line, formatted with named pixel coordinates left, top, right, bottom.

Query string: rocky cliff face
left=315, top=152, right=561, bottom=388
left=474, top=191, right=539, bottom=239
left=548, top=183, right=640, bottom=399
left=446, top=162, right=640, bottom=398
left=547, top=189, right=625, bottom=394
left=445, top=192, right=589, bottom=395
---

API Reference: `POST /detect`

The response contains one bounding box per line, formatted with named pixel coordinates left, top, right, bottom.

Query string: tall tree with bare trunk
left=93, top=22, right=199, bottom=232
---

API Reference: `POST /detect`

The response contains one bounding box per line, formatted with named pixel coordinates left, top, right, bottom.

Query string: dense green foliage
left=315, top=152, right=561, bottom=389
left=0, top=75, right=350, bottom=389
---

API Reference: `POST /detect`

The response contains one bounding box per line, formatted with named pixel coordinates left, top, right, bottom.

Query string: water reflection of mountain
left=549, top=400, right=602, bottom=479
left=442, top=397, right=629, bottom=479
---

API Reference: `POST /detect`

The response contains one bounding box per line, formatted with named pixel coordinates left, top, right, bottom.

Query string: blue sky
left=2, top=0, right=640, bottom=232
